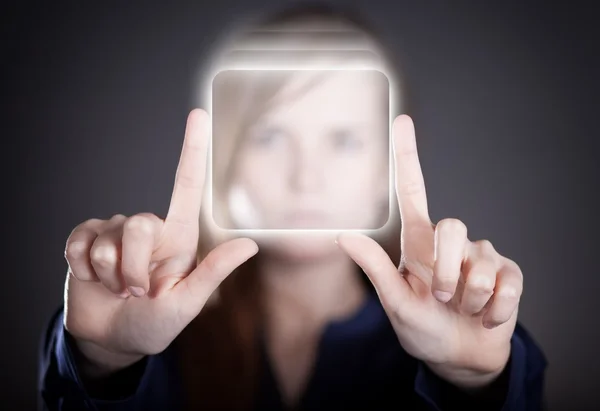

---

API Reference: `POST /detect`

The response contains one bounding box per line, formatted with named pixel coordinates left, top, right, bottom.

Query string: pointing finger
left=164, top=109, right=210, bottom=245
left=393, top=115, right=430, bottom=226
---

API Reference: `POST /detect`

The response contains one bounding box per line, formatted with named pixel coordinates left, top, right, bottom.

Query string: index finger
left=393, top=114, right=430, bottom=225
left=165, top=109, right=210, bottom=233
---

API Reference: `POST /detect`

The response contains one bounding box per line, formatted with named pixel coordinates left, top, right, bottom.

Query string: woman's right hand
left=62, top=109, right=258, bottom=377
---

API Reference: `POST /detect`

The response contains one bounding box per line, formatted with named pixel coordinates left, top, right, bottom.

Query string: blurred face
left=217, top=69, right=390, bottom=260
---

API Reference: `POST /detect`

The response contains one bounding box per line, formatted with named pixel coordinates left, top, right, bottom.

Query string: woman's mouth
left=282, top=210, right=331, bottom=229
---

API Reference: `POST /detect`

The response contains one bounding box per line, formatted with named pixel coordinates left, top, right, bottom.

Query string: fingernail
left=433, top=290, right=453, bottom=303
left=128, top=286, right=146, bottom=297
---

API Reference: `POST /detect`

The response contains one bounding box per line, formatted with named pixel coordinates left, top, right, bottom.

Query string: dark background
left=4, top=1, right=599, bottom=409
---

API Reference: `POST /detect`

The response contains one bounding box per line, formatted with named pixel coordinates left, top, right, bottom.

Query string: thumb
left=172, top=237, right=259, bottom=320
left=336, top=232, right=412, bottom=311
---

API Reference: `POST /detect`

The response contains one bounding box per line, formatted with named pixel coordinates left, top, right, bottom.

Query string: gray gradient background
left=5, top=1, right=599, bottom=410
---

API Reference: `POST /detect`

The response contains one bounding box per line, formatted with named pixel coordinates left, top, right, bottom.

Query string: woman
left=38, top=3, right=548, bottom=411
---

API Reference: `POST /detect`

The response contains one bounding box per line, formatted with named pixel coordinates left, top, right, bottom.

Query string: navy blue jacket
left=38, top=292, right=548, bottom=410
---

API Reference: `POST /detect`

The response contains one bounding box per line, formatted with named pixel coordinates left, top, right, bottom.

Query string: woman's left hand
left=337, top=115, right=522, bottom=390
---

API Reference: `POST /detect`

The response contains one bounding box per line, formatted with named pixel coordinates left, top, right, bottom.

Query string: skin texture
left=336, top=115, right=522, bottom=390
left=63, top=108, right=521, bottom=397
left=63, top=110, right=259, bottom=377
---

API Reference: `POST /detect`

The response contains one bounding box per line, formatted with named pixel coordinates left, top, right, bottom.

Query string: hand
left=63, top=109, right=258, bottom=377
left=336, top=115, right=522, bottom=389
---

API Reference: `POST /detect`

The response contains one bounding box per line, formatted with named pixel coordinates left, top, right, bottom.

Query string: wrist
left=424, top=343, right=511, bottom=392
left=73, top=339, right=145, bottom=379
left=425, top=361, right=506, bottom=392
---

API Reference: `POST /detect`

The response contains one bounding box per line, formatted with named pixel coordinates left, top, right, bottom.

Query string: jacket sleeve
left=37, top=306, right=181, bottom=411
left=413, top=321, right=548, bottom=411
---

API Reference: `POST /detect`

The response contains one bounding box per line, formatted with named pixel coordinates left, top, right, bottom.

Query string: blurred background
left=4, top=1, right=599, bottom=409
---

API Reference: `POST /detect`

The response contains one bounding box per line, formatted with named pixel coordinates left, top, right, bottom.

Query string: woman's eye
left=249, top=127, right=285, bottom=147
left=332, top=129, right=363, bottom=150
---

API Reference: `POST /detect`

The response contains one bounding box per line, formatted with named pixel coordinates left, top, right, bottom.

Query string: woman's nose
left=288, top=145, right=323, bottom=192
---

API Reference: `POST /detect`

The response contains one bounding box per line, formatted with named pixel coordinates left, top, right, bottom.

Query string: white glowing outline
left=193, top=59, right=400, bottom=238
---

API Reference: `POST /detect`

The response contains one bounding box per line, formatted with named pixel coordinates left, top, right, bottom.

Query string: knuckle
left=470, top=255, right=497, bottom=272
left=91, top=245, right=118, bottom=267
left=71, top=219, right=104, bottom=237
left=124, top=215, right=155, bottom=236
left=438, top=218, right=467, bottom=236
left=466, top=282, right=494, bottom=295
left=65, top=240, right=88, bottom=261
left=496, top=285, right=522, bottom=299
left=81, top=218, right=103, bottom=228
left=505, top=259, right=524, bottom=280
left=465, top=274, right=495, bottom=294
left=137, top=212, right=159, bottom=221
left=476, top=239, right=496, bottom=254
